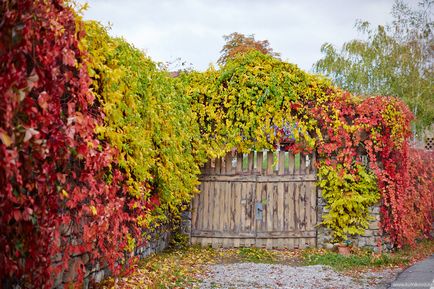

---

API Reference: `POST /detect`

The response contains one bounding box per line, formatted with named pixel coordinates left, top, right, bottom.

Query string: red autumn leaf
left=13, top=210, right=22, bottom=221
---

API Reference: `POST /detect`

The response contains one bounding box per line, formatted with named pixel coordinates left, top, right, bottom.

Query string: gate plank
left=300, top=182, right=306, bottom=231
left=278, top=151, right=285, bottom=175
left=192, top=187, right=199, bottom=230
left=209, top=181, right=214, bottom=231
left=300, top=154, right=306, bottom=175
left=309, top=181, right=317, bottom=230
left=203, top=182, right=210, bottom=230
left=211, top=184, right=218, bottom=248
left=273, top=184, right=278, bottom=231
left=249, top=182, right=255, bottom=232
left=245, top=183, right=250, bottom=232
left=278, top=182, right=284, bottom=231
left=214, top=182, right=220, bottom=232
left=257, top=183, right=266, bottom=232
left=204, top=160, right=211, bottom=175
left=235, top=182, right=241, bottom=233
left=217, top=181, right=223, bottom=233
left=226, top=154, right=233, bottom=175
left=225, top=182, right=231, bottom=232
left=240, top=183, right=246, bottom=232
left=222, top=182, right=228, bottom=232
left=236, top=153, right=243, bottom=173
left=289, top=182, right=295, bottom=230
left=215, top=158, right=221, bottom=175
left=257, top=151, right=263, bottom=175
left=306, top=154, right=311, bottom=175
left=230, top=182, right=236, bottom=232
left=283, top=182, right=290, bottom=231
left=289, top=153, right=295, bottom=175
left=197, top=182, right=205, bottom=230
left=267, top=151, right=274, bottom=175
left=266, top=182, right=273, bottom=233
left=311, top=153, right=316, bottom=174
left=293, top=182, right=299, bottom=231
left=248, top=152, right=254, bottom=173
left=297, top=182, right=302, bottom=231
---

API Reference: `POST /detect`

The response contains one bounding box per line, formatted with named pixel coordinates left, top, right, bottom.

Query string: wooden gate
left=191, top=150, right=317, bottom=249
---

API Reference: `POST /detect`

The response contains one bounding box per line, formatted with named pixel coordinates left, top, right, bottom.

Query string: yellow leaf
left=89, top=205, right=97, bottom=216
left=61, top=189, right=69, bottom=198
left=0, top=131, right=13, bottom=147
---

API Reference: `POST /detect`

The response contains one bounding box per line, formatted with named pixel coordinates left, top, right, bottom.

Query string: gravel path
left=197, top=263, right=401, bottom=289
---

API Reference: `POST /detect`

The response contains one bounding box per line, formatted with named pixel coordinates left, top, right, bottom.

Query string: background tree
left=314, top=0, right=433, bottom=132
left=217, top=32, right=280, bottom=65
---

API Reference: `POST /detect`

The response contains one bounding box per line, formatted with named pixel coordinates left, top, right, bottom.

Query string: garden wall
left=317, top=188, right=382, bottom=251
left=51, top=228, right=171, bottom=289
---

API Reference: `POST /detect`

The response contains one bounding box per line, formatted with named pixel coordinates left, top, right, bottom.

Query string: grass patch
left=237, top=247, right=277, bottom=263
left=303, top=239, right=434, bottom=271
left=303, top=250, right=407, bottom=271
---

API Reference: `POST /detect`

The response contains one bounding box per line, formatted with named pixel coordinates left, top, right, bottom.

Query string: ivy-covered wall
left=1, top=1, right=432, bottom=288
left=183, top=50, right=431, bottom=249
left=51, top=226, right=170, bottom=289
left=316, top=190, right=382, bottom=251
left=1, top=2, right=203, bottom=288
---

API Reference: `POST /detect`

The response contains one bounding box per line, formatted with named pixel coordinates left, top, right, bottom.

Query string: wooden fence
left=191, top=150, right=317, bottom=249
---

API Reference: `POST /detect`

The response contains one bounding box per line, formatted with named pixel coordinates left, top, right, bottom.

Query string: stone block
left=52, top=253, right=62, bottom=263
left=366, top=236, right=378, bottom=247
left=70, top=237, right=79, bottom=246
left=82, top=277, right=90, bottom=289
left=53, top=270, right=64, bottom=288
left=62, top=257, right=83, bottom=283
left=372, top=206, right=380, bottom=214
left=324, top=243, right=334, bottom=250
left=59, top=223, right=72, bottom=236
left=93, top=270, right=105, bottom=283
left=81, top=253, right=90, bottom=264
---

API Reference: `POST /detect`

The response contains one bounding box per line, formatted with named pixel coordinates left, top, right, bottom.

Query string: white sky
left=78, top=0, right=402, bottom=72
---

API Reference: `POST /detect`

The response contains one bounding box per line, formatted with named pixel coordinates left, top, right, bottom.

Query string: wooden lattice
left=425, top=137, right=433, bottom=150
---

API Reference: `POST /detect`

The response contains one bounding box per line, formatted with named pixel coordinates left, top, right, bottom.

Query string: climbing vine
left=318, top=164, right=379, bottom=242
left=184, top=50, right=431, bottom=247
left=406, top=149, right=434, bottom=242
left=82, top=21, right=205, bottom=227
left=184, top=52, right=329, bottom=157
left=0, top=1, right=204, bottom=288
left=0, top=0, right=132, bottom=287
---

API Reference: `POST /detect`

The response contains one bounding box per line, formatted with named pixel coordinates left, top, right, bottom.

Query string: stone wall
left=51, top=227, right=170, bottom=289
left=180, top=209, right=192, bottom=237
left=350, top=206, right=381, bottom=250
left=316, top=188, right=383, bottom=251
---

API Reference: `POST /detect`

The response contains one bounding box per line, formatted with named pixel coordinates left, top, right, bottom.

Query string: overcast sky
left=78, top=0, right=401, bottom=72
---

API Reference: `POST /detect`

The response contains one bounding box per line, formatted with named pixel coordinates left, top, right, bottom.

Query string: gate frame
left=190, top=150, right=318, bottom=249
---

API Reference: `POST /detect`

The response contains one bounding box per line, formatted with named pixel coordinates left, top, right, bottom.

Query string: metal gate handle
left=255, top=202, right=263, bottom=220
